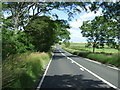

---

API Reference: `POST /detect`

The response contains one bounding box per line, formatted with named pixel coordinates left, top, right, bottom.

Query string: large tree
left=24, top=16, right=70, bottom=52
left=2, top=2, right=120, bottom=54
left=80, top=16, right=118, bottom=53
left=2, top=2, right=90, bottom=30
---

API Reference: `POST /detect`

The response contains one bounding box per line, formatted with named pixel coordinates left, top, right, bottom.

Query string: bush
left=63, top=41, right=70, bottom=47
left=2, top=28, right=34, bottom=60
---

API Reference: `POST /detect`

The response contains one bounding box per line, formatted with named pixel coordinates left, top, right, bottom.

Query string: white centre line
left=61, top=53, right=66, bottom=56
left=60, top=50, right=66, bottom=57
left=85, top=58, right=101, bottom=65
left=59, top=50, right=119, bottom=89
left=80, top=68, right=84, bottom=71
left=67, top=57, right=119, bottom=90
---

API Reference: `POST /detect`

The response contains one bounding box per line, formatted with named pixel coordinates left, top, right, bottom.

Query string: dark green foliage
left=2, top=19, right=34, bottom=60
left=24, top=16, right=70, bottom=52
left=80, top=16, right=119, bottom=53
left=24, top=16, right=55, bottom=52
left=2, top=15, right=70, bottom=59
left=2, top=2, right=120, bottom=88
left=88, top=2, right=120, bottom=50
left=85, top=43, right=92, bottom=48
left=63, top=41, right=70, bottom=47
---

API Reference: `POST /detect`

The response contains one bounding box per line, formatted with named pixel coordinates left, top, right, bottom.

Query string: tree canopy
left=24, top=16, right=70, bottom=52
left=80, top=15, right=119, bottom=53
left=2, top=2, right=120, bottom=57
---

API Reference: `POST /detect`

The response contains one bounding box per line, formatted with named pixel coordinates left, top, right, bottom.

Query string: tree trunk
left=14, top=15, right=19, bottom=31
left=93, top=43, right=96, bottom=53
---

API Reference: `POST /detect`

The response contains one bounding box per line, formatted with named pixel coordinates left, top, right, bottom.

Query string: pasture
left=69, top=43, right=118, bottom=54
left=61, top=43, right=120, bottom=67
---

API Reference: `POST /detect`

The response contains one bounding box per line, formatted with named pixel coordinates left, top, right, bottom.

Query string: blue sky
left=4, top=5, right=103, bottom=43
left=51, top=7, right=103, bottom=43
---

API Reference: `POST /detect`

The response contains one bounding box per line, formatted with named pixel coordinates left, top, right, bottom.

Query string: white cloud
left=80, top=10, right=102, bottom=20
left=67, top=28, right=87, bottom=43
left=70, top=20, right=83, bottom=28
left=68, top=8, right=103, bottom=43
left=70, top=8, right=103, bottom=28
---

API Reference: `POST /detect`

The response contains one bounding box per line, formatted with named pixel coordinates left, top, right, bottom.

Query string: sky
left=51, top=7, right=103, bottom=43
left=4, top=4, right=103, bottom=43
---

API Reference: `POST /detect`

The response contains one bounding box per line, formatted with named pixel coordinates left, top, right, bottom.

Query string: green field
left=61, top=43, right=120, bottom=67
left=68, top=43, right=118, bottom=54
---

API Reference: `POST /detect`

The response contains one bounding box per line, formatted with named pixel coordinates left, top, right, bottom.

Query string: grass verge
left=62, top=47, right=120, bottom=68
left=2, top=52, right=51, bottom=89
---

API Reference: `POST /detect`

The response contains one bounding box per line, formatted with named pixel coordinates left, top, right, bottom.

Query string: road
left=37, top=46, right=120, bottom=90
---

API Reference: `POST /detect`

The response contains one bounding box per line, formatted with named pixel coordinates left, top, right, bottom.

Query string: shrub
left=2, top=28, right=34, bottom=60
left=2, top=52, right=51, bottom=88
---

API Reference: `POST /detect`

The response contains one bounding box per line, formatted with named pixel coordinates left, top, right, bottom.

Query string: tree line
left=80, top=2, right=120, bottom=53
left=2, top=2, right=120, bottom=58
left=1, top=2, right=88, bottom=59
left=2, top=15, right=70, bottom=59
left=80, top=16, right=119, bottom=53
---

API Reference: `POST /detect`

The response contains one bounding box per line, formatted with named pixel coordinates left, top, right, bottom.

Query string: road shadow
left=52, top=55, right=65, bottom=60
left=38, top=74, right=115, bottom=90
left=66, top=55, right=80, bottom=58
left=53, top=50, right=65, bottom=53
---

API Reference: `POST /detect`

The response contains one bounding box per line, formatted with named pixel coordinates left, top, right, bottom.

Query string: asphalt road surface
left=37, top=45, right=120, bottom=90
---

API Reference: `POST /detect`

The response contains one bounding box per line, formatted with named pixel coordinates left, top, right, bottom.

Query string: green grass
left=68, top=43, right=118, bottom=54
left=69, top=43, right=86, bottom=47
left=62, top=43, right=120, bottom=68
left=2, top=52, right=51, bottom=89
left=86, top=53, right=120, bottom=65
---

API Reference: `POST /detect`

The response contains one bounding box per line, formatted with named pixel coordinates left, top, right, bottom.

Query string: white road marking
left=85, top=58, right=101, bottom=65
left=67, top=57, right=70, bottom=60
left=67, top=57, right=119, bottom=89
left=71, top=60, right=74, bottom=63
left=60, top=50, right=66, bottom=57
left=36, top=56, right=53, bottom=89
left=67, top=57, right=72, bottom=61
left=59, top=50, right=61, bottom=52
left=80, top=68, right=84, bottom=71
left=61, top=53, right=66, bottom=56
left=107, top=66, right=120, bottom=71
left=60, top=49, right=119, bottom=89
left=85, top=58, right=120, bottom=71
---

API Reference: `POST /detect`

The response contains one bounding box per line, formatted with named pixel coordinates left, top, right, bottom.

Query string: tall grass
left=62, top=47, right=120, bottom=67
left=2, top=52, right=51, bottom=89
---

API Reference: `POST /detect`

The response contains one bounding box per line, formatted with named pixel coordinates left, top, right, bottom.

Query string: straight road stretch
left=37, top=46, right=120, bottom=90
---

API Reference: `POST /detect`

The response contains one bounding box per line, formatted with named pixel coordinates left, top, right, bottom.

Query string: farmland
left=61, top=43, right=120, bottom=67
left=69, top=43, right=118, bottom=54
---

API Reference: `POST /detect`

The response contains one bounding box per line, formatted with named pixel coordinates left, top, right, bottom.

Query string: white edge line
left=36, top=55, right=53, bottom=90
left=85, top=58, right=120, bottom=71
left=107, top=66, right=120, bottom=71
left=66, top=49, right=120, bottom=71
left=85, top=58, right=101, bottom=65
left=67, top=57, right=119, bottom=89
left=60, top=49, right=119, bottom=89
